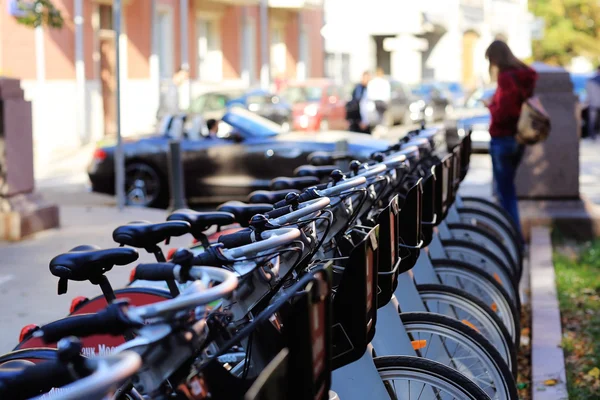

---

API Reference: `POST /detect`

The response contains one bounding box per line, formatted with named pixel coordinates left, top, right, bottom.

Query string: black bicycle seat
left=247, top=189, right=300, bottom=204
left=307, top=151, right=353, bottom=166
left=395, top=145, right=420, bottom=163
left=217, top=201, right=273, bottom=227
left=270, top=176, right=320, bottom=191
left=112, top=220, right=191, bottom=249
left=0, top=360, right=35, bottom=380
left=167, top=209, right=235, bottom=239
left=49, top=246, right=139, bottom=283
left=293, top=165, right=337, bottom=179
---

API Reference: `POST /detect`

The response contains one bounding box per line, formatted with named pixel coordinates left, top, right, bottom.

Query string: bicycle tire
left=457, top=207, right=522, bottom=268
left=460, top=196, right=522, bottom=247
left=399, top=312, right=518, bottom=400
left=375, top=356, right=492, bottom=400
left=440, top=239, right=519, bottom=302
left=431, top=258, right=521, bottom=348
left=416, top=283, right=517, bottom=375
left=447, top=222, right=520, bottom=278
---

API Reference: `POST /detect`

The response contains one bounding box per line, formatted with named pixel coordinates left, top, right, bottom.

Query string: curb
left=530, top=226, right=568, bottom=400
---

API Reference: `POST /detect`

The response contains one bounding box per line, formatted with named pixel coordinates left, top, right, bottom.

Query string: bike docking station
left=1, top=127, right=527, bottom=400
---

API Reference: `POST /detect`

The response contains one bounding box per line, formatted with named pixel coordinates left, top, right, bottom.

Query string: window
left=243, top=16, right=257, bottom=83
left=270, top=24, right=286, bottom=78
left=157, top=10, right=174, bottom=79
left=99, top=5, right=113, bottom=31
left=196, top=17, right=222, bottom=82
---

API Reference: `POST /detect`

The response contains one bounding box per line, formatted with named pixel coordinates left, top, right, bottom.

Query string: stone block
left=515, top=63, right=579, bottom=199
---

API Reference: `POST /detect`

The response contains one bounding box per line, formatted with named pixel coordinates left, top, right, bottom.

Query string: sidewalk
left=0, top=205, right=192, bottom=353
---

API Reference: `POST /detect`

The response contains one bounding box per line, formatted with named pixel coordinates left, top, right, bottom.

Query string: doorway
left=99, top=4, right=116, bottom=137
left=373, top=35, right=394, bottom=75
left=462, top=30, right=480, bottom=90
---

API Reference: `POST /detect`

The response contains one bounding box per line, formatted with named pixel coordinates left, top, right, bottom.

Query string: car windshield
left=571, top=74, right=592, bottom=102
left=221, top=107, right=281, bottom=137
left=282, top=86, right=323, bottom=103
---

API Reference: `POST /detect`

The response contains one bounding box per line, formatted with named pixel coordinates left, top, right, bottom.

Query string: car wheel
left=319, top=119, right=329, bottom=131
left=125, top=162, right=164, bottom=208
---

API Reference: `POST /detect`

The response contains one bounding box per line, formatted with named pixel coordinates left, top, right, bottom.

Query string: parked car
left=88, top=108, right=392, bottom=207
left=445, top=85, right=496, bottom=152
left=438, top=82, right=466, bottom=107
left=281, top=79, right=347, bottom=131
left=189, top=88, right=292, bottom=129
left=342, top=78, right=426, bottom=127
left=410, top=82, right=452, bottom=122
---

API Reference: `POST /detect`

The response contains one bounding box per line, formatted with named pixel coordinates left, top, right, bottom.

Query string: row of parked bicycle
left=0, top=128, right=525, bottom=399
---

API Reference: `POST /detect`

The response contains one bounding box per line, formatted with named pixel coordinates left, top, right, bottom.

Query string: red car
left=281, top=79, right=348, bottom=131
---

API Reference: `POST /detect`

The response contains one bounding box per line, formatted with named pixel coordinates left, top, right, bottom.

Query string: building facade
left=0, top=0, right=325, bottom=172
left=323, top=0, right=532, bottom=89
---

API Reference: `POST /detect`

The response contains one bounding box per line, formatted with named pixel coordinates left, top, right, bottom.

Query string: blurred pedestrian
left=206, top=119, right=219, bottom=138
left=483, top=40, right=538, bottom=240
left=346, top=71, right=371, bottom=134
left=367, top=67, right=391, bottom=127
left=584, top=65, right=600, bottom=140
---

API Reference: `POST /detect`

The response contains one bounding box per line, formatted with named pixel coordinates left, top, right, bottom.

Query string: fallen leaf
left=588, top=367, right=600, bottom=379
left=544, top=379, right=558, bottom=386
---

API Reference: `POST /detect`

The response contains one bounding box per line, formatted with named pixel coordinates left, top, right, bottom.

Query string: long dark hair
left=485, top=40, right=528, bottom=75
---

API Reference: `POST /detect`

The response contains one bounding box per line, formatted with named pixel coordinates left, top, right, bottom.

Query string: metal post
left=74, top=0, right=87, bottom=145
left=167, top=140, right=187, bottom=211
left=259, top=0, right=270, bottom=90
left=180, top=0, right=190, bottom=110
left=113, top=0, right=125, bottom=210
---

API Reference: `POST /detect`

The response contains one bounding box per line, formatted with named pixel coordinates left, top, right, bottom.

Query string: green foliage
left=530, top=0, right=600, bottom=66
left=14, top=0, right=64, bottom=29
left=554, top=240, right=600, bottom=398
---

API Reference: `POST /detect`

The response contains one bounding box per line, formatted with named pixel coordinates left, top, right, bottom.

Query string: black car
left=189, top=88, right=292, bottom=129
left=88, top=108, right=392, bottom=207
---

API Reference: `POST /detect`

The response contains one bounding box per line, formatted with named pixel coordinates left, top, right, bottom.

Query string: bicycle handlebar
left=218, top=228, right=256, bottom=248
left=38, top=302, right=141, bottom=344
left=32, top=351, right=141, bottom=400
left=0, top=359, right=75, bottom=399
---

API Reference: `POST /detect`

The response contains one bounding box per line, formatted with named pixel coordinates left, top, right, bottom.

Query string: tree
left=13, top=0, right=64, bottom=29
left=530, top=0, right=600, bottom=66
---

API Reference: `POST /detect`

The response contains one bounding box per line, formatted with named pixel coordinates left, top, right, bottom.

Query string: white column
left=296, top=11, right=306, bottom=81
left=150, top=0, right=160, bottom=116
left=241, top=6, right=250, bottom=86
left=34, top=26, right=45, bottom=82
left=259, top=0, right=270, bottom=89
left=179, top=0, right=191, bottom=110
left=74, top=0, right=87, bottom=145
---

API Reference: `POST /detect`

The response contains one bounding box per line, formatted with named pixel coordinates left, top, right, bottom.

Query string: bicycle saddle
left=293, top=165, right=337, bottom=179
left=112, top=220, right=191, bottom=249
left=270, top=176, right=320, bottom=191
left=395, top=145, right=420, bottom=163
left=167, top=209, right=235, bottom=239
left=247, top=189, right=300, bottom=204
left=49, top=245, right=138, bottom=286
left=217, top=201, right=273, bottom=227
left=307, top=151, right=353, bottom=166
left=0, top=360, right=35, bottom=379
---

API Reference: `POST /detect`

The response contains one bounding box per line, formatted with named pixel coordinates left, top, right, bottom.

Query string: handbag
left=513, top=73, right=551, bottom=145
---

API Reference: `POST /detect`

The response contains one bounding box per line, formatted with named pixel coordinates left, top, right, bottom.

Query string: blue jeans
left=489, top=136, right=525, bottom=239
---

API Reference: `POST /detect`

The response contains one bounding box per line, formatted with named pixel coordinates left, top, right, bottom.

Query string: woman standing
left=483, top=40, right=538, bottom=240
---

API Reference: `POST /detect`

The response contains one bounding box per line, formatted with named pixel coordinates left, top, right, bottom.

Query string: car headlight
left=409, top=100, right=425, bottom=112
left=304, top=104, right=319, bottom=117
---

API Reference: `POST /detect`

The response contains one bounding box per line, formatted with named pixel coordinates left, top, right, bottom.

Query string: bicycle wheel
left=431, top=258, right=520, bottom=348
left=440, top=239, right=519, bottom=303
left=375, top=356, right=491, bottom=400
left=459, top=197, right=522, bottom=246
left=457, top=207, right=522, bottom=265
left=398, top=312, right=517, bottom=400
left=447, top=222, right=520, bottom=278
left=416, top=284, right=517, bottom=374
